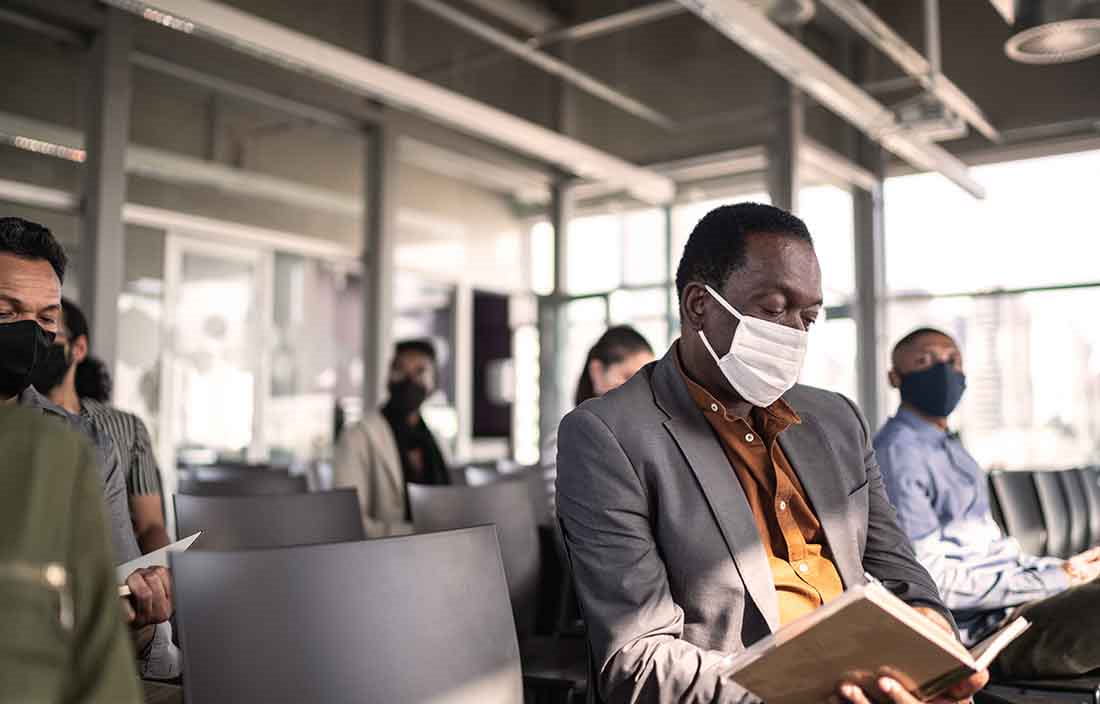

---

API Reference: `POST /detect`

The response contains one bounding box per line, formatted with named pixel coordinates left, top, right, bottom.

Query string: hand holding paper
left=117, top=533, right=199, bottom=630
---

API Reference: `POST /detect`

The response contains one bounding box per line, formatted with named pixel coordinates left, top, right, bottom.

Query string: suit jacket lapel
left=653, top=354, right=781, bottom=633
left=778, top=412, right=864, bottom=587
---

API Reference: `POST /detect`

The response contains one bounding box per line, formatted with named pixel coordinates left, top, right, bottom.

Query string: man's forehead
left=0, top=254, right=61, bottom=294
left=734, top=233, right=821, bottom=296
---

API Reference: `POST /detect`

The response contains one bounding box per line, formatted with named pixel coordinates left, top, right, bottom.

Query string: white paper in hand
left=116, top=532, right=201, bottom=594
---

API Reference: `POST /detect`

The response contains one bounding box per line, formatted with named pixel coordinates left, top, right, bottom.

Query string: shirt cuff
left=1037, top=561, right=1071, bottom=594
left=138, top=621, right=182, bottom=681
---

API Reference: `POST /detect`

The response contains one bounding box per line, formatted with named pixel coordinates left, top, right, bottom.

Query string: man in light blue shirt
left=875, top=327, right=1100, bottom=679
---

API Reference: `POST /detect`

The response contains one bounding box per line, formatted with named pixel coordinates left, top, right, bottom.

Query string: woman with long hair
left=543, top=325, right=656, bottom=473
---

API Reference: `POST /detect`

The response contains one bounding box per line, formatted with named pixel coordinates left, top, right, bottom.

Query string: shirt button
left=710, top=403, right=719, bottom=413
left=798, top=563, right=809, bottom=574
left=778, top=500, right=787, bottom=511
left=745, top=433, right=755, bottom=442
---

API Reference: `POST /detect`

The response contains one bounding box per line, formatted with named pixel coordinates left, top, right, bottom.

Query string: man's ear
left=71, top=334, right=89, bottom=365
left=681, top=283, right=709, bottom=332
left=887, top=368, right=901, bottom=389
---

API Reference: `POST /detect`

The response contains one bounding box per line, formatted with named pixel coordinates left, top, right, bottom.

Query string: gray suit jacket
left=556, top=350, right=949, bottom=704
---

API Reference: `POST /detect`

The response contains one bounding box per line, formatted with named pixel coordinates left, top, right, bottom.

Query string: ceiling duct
left=1005, top=0, right=1100, bottom=63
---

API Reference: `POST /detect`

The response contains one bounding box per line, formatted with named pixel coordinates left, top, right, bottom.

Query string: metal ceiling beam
left=408, top=0, right=675, bottom=130
left=102, top=0, right=674, bottom=205
left=817, top=0, right=1000, bottom=142
left=676, top=0, right=985, bottom=198
left=0, top=110, right=552, bottom=210
left=461, top=0, right=559, bottom=35
left=533, top=2, right=685, bottom=45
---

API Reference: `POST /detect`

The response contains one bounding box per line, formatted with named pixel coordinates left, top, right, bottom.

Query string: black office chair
left=171, top=526, right=523, bottom=704
left=1033, top=471, right=1072, bottom=558
left=408, top=481, right=587, bottom=703
left=1077, top=466, right=1100, bottom=548
left=173, top=489, right=364, bottom=550
left=176, top=473, right=308, bottom=496
left=1060, top=469, right=1091, bottom=556
left=989, top=470, right=1048, bottom=556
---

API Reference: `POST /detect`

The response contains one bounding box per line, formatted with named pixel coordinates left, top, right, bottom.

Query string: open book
left=116, top=532, right=202, bottom=597
left=726, top=581, right=1030, bottom=704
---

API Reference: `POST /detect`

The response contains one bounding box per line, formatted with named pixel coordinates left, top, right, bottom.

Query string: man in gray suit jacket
left=556, top=203, right=987, bottom=704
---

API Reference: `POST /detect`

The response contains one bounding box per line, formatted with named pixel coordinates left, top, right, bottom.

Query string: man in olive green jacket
left=0, top=404, right=141, bottom=703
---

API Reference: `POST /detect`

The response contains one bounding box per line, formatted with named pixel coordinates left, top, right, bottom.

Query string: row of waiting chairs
left=988, top=467, right=1100, bottom=558
left=980, top=467, right=1100, bottom=704
left=169, top=464, right=585, bottom=703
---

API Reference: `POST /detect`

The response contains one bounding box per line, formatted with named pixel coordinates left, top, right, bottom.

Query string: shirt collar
left=893, top=405, right=951, bottom=444
left=17, top=386, right=70, bottom=420
left=673, top=341, right=801, bottom=426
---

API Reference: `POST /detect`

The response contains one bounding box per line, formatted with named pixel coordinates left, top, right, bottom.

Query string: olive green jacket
left=0, top=405, right=141, bottom=704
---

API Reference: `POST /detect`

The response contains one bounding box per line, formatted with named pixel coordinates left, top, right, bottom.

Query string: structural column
left=362, top=0, right=400, bottom=408
left=538, top=180, right=573, bottom=448
left=852, top=143, right=887, bottom=427
left=81, top=8, right=132, bottom=374
left=766, top=76, right=804, bottom=212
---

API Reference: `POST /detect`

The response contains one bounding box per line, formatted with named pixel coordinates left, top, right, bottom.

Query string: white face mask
left=697, top=284, right=808, bottom=408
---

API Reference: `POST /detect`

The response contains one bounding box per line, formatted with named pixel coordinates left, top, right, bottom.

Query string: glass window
left=559, top=297, right=609, bottom=414
left=882, top=288, right=1100, bottom=470
left=566, top=213, right=622, bottom=294
left=797, top=186, right=854, bottom=306
left=529, top=221, right=555, bottom=296
left=884, top=150, right=1100, bottom=295
left=266, top=254, right=361, bottom=467
left=622, top=209, right=667, bottom=287
left=799, top=316, right=858, bottom=402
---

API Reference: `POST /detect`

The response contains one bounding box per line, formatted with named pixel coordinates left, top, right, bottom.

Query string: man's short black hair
left=674, top=202, right=813, bottom=301
left=394, top=338, right=437, bottom=364
left=0, top=217, right=67, bottom=283
left=891, top=327, right=954, bottom=359
left=61, top=298, right=89, bottom=343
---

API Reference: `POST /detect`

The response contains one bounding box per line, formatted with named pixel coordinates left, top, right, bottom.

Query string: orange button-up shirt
left=677, top=357, right=844, bottom=625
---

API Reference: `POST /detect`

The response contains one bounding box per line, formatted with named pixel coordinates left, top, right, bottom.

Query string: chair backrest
left=989, top=470, right=1047, bottom=556
left=1079, top=466, right=1100, bottom=547
left=1033, top=471, right=1072, bottom=558
left=176, top=473, right=308, bottom=496
left=465, top=465, right=501, bottom=486
left=174, top=489, right=365, bottom=551
left=408, top=480, right=540, bottom=637
left=172, top=526, right=522, bottom=704
left=1060, top=469, right=1091, bottom=555
left=178, top=464, right=282, bottom=482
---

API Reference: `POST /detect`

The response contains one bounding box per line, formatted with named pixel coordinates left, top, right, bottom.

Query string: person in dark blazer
left=556, top=203, right=987, bottom=704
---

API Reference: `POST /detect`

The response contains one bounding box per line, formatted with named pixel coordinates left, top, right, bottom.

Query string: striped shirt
left=81, top=399, right=164, bottom=497
left=874, top=407, right=1068, bottom=645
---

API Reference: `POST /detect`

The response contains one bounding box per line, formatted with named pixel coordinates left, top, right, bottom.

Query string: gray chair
left=1060, top=469, right=1091, bottom=556
left=464, top=465, right=555, bottom=527
left=409, top=480, right=540, bottom=636
left=408, top=481, right=587, bottom=703
left=171, top=526, right=523, bottom=704
left=176, top=473, right=308, bottom=496
left=989, top=470, right=1048, bottom=557
left=1033, top=471, right=1072, bottom=558
left=173, top=489, right=364, bottom=550
left=178, top=464, right=286, bottom=483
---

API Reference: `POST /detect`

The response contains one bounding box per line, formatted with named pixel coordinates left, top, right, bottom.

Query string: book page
left=970, top=617, right=1031, bottom=670
left=116, top=532, right=202, bottom=587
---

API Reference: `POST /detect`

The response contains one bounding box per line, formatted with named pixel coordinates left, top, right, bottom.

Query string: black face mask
left=30, top=342, right=72, bottom=394
left=387, top=378, right=429, bottom=415
left=0, top=320, right=56, bottom=399
left=900, top=362, right=967, bottom=418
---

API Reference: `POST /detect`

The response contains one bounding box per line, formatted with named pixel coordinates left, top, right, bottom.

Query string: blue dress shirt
left=874, top=406, right=1069, bottom=644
